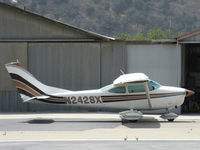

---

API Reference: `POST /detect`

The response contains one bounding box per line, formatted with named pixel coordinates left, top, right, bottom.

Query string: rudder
left=5, top=60, right=70, bottom=102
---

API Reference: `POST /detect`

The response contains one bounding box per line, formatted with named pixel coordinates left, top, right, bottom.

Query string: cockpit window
left=101, top=84, right=112, bottom=91
left=128, top=80, right=161, bottom=93
left=149, top=80, right=161, bottom=90
left=109, top=86, right=126, bottom=93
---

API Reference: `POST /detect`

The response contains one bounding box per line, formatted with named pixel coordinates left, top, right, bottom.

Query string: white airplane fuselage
left=32, top=85, right=186, bottom=111
left=5, top=61, right=193, bottom=116
left=6, top=61, right=195, bottom=121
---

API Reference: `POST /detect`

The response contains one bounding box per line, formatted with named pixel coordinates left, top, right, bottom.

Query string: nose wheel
left=167, top=119, right=175, bottom=122
left=160, top=109, right=178, bottom=122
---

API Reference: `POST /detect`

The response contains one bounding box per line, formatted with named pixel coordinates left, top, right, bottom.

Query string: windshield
left=148, top=80, right=161, bottom=90
left=101, top=84, right=112, bottom=91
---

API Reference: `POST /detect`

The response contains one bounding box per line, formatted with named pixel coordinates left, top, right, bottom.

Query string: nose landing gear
left=160, top=109, right=178, bottom=122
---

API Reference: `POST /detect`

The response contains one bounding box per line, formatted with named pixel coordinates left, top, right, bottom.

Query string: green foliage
left=133, top=32, right=145, bottom=40
left=116, top=33, right=134, bottom=40
left=147, top=29, right=167, bottom=40
left=116, top=29, right=180, bottom=40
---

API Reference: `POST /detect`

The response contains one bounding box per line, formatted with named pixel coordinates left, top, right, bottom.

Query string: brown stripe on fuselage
left=46, top=97, right=66, bottom=103
left=150, top=93, right=184, bottom=99
left=101, top=92, right=185, bottom=102
left=102, top=95, right=145, bottom=101
left=13, top=80, right=41, bottom=96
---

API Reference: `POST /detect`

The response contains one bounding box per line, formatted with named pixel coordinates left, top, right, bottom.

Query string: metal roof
left=177, top=30, right=200, bottom=41
left=0, top=2, right=115, bottom=41
left=125, top=39, right=176, bottom=44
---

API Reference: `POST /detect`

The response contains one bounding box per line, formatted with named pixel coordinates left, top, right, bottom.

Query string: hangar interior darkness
left=182, top=44, right=200, bottom=113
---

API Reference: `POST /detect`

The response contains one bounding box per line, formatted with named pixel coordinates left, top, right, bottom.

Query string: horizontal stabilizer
left=23, top=95, right=50, bottom=102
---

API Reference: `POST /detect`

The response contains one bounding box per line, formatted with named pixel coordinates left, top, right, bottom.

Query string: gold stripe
left=102, top=95, right=145, bottom=100
left=102, top=93, right=182, bottom=101
left=46, top=98, right=66, bottom=103
left=13, top=80, right=41, bottom=96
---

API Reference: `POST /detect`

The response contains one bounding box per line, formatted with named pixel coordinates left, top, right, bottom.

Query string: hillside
left=1, top=0, right=200, bottom=38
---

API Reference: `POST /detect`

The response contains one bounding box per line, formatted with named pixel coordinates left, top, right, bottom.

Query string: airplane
left=5, top=60, right=194, bottom=122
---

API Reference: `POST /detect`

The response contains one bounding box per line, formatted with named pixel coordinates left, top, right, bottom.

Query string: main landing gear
left=119, top=109, right=143, bottom=122
left=160, top=109, right=178, bottom=122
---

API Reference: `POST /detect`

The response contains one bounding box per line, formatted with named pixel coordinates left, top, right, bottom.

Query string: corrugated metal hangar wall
left=126, top=43, right=181, bottom=87
left=126, top=42, right=181, bottom=114
left=0, top=3, right=126, bottom=112
left=0, top=3, right=182, bottom=113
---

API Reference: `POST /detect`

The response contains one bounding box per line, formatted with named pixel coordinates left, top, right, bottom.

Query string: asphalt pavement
left=0, top=141, right=200, bottom=150
left=0, top=113, right=200, bottom=149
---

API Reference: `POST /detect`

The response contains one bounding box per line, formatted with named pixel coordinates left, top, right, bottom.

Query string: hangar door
left=126, top=44, right=181, bottom=114
left=28, top=42, right=101, bottom=90
left=182, top=44, right=200, bottom=113
left=27, top=42, right=101, bottom=111
left=126, top=44, right=181, bottom=86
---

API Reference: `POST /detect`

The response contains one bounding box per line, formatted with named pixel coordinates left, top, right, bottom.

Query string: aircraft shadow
left=23, top=116, right=195, bottom=131
left=26, top=119, right=55, bottom=124
left=122, top=116, right=161, bottom=128
left=24, top=116, right=164, bottom=129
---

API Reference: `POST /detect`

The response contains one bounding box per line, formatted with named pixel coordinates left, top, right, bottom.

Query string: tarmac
left=0, top=113, right=200, bottom=142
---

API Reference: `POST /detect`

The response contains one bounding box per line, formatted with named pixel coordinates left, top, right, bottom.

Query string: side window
left=128, top=81, right=160, bottom=93
left=109, top=86, right=126, bottom=93
left=128, top=85, right=145, bottom=93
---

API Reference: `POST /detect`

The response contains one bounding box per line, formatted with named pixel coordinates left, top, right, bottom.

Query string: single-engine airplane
left=5, top=61, right=194, bottom=122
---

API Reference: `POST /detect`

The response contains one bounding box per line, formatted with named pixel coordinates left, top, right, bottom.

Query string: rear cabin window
left=109, top=86, right=126, bottom=93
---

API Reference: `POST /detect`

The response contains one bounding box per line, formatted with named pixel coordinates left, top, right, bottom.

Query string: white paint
left=113, top=73, right=149, bottom=85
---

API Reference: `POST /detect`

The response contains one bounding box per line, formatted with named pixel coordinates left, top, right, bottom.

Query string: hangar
left=177, top=31, right=200, bottom=113
left=0, top=2, right=199, bottom=113
left=0, top=2, right=126, bottom=112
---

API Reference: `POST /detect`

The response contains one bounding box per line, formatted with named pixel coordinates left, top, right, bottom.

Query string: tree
left=116, top=33, right=133, bottom=40
left=133, top=32, right=146, bottom=40
left=147, top=29, right=167, bottom=40
left=116, top=29, right=171, bottom=40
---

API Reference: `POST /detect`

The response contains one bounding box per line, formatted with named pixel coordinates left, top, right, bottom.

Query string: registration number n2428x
left=64, top=96, right=102, bottom=104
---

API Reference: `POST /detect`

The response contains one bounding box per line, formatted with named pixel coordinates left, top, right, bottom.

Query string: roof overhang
left=177, top=30, right=200, bottom=41
left=176, top=30, right=200, bottom=43
left=0, top=2, right=115, bottom=41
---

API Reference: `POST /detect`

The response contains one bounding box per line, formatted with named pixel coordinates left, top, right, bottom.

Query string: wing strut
left=144, top=82, right=152, bottom=109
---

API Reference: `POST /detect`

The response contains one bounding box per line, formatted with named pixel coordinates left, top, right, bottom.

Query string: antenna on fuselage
left=120, top=69, right=125, bottom=75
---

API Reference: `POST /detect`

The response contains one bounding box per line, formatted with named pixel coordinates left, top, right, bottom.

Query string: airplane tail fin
left=5, top=60, right=70, bottom=102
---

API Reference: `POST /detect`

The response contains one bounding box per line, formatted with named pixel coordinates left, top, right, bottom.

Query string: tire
left=129, top=120, right=138, bottom=123
left=168, top=119, right=174, bottom=122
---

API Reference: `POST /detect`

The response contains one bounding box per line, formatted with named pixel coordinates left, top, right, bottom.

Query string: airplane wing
left=113, top=73, right=149, bottom=85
